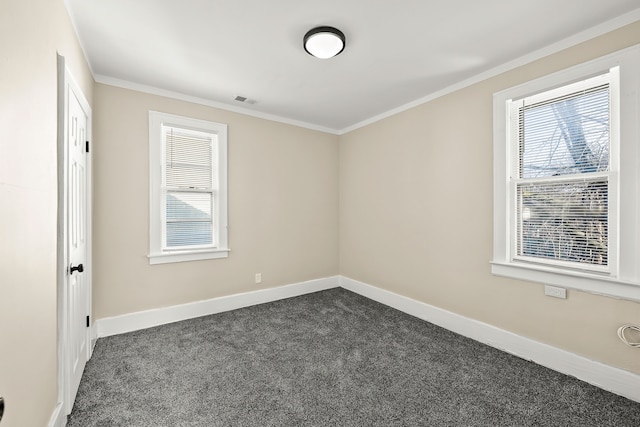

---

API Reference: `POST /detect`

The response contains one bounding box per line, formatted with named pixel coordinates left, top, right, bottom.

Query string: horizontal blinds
left=517, top=179, right=608, bottom=266
left=162, top=125, right=216, bottom=249
left=166, top=192, right=212, bottom=220
left=519, top=84, right=609, bottom=178
left=513, top=72, right=611, bottom=268
left=164, top=128, right=215, bottom=189
left=166, top=192, right=214, bottom=247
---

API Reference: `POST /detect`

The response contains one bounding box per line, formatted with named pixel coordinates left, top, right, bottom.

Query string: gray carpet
left=68, top=288, right=640, bottom=426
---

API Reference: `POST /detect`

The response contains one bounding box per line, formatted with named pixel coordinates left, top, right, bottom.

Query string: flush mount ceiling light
left=303, top=26, right=345, bottom=59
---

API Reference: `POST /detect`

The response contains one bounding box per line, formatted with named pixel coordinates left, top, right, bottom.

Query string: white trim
left=339, top=276, right=640, bottom=404
left=97, top=75, right=341, bottom=135
left=56, top=55, right=94, bottom=420
left=62, top=0, right=96, bottom=77
left=148, top=248, right=230, bottom=265
left=67, top=7, right=639, bottom=136
left=339, top=9, right=640, bottom=134
left=491, top=261, right=640, bottom=302
left=96, top=276, right=340, bottom=337
left=55, top=53, right=67, bottom=427
left=149, top=111, right=229, bottom=264
left=92, top=275, right=640, bottom=403
left=47, top=402, right=66, bottom=427
left=90, top=318, right=98, bottom=352
left=85, top=85, right=94, bottom=363
left=492, top=44, right=640, bottom=301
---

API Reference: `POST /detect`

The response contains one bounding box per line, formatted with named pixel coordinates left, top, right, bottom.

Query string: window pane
left=166, top=192, right=213, bottom=247
left=166, top=192, right=211, bottom=220
left=517, top=179, right=608, bottom=266
left=520, top=85, right=609, bottom=178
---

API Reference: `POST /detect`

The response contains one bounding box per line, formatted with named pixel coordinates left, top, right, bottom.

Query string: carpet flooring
left=68, top=288, right=640, bottom=426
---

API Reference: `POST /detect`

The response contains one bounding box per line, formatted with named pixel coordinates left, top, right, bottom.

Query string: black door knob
left=70, top=263, right=84, bottom=274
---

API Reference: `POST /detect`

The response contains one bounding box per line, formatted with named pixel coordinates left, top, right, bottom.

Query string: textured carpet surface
left=68, top=288, right=640, bottom=426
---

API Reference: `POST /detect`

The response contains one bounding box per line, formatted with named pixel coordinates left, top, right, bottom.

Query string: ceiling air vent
left=233, top=95, right=256, bottom=104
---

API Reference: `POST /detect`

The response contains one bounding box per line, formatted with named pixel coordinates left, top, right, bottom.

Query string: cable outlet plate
left=544, top=285, right=567, bottom=299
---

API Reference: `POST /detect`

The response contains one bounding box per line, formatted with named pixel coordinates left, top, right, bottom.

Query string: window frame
left=149, top=111, right=229, bottom=264
left=492, top=45, right=640, bottom=301
left=508, top=72, right=616, bottom=274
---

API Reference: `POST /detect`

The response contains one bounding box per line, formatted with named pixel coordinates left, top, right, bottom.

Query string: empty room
left=2, top=0, right=640, bottom=426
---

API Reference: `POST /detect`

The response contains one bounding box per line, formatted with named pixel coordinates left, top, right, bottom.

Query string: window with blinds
left=493, top=47, right=640, bottom=300
left=162, top=126, right=217, bottom=249
left=508, top=73, right=612, bottom=271
left=149, top=111, right=228, bottom=264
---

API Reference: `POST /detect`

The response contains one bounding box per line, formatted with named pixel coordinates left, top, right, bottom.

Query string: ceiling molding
left=64, top=0, right=96, bottom=78
left=339, top=8, right=640, bottom=135
left=94, top=75, right=341, bottom=135
left=72, top=3, right=640, bottom=137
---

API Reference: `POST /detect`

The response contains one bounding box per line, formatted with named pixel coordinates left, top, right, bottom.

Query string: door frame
left=56, top=54, right=94, bottom=418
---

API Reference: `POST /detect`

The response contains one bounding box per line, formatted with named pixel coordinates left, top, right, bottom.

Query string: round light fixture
left=303, top=26, right=345, bottom=59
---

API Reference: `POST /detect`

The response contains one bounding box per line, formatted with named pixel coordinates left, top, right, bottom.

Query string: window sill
left=490, top=260, right=640, bottom=302
left=148, top=248, right=230, bottom=265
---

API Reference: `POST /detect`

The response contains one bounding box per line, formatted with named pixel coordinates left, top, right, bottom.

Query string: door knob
left=0, top=396, right=4, bottom=422
left=70, top=263, right=84, bottom=274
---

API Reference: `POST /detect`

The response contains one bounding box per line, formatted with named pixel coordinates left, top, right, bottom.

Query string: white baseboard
left=339, top=276, right=640, bottom=404
left=48, top=402, right=65, bottom=427
left=92, top=274, right=640, bottom=404
left=90, top=321, right=98, bottom=357
left=96, top=276, right=340, bottom=338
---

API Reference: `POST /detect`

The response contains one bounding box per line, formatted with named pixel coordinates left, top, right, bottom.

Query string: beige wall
left=339, top=21, right=640, bottom=375
left=93, top=84, right=339, bottom=318
left=0, top=0, right=94, bottom=426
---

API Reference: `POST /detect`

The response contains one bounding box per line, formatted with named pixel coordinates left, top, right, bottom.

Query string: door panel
left=67, top=85, right=89, bottom=408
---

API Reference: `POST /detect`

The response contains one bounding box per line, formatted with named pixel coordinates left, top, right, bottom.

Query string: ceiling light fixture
left=303, top=26, right=345, bottom=59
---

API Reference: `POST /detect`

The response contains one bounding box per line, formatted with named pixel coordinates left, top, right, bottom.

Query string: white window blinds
left=509, top=73, right=611, bottom=270
left=162, top=126, right=218, bottom=250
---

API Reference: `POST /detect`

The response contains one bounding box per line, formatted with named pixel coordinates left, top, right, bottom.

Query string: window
left=511, top=73, right=614, bottom=272
left=149, top=111, right=228, bottom=264
left=492, top=45, right=640, bottom=300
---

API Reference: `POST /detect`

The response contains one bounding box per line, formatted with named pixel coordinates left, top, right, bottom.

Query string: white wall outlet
left=255, top=273, right=262, bottom=284
left=544, top=285, right=567, bottom=299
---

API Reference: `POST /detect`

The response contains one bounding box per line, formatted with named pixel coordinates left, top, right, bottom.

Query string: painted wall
left=0, top=0, right=94, bottom=426
left=93, top=84, right=339, bottom=319
left=339, top=21, right=640, bottom=375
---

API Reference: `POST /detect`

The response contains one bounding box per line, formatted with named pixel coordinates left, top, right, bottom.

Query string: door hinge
left=86, top=315, right=90, bottom=327
left=86, top=140, right=90, bottom=153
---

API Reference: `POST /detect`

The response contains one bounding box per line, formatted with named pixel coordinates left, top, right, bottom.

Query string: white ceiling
left=65, top=0, right=640, bottom=134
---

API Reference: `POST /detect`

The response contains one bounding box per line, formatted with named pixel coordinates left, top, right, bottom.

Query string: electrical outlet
left=255, top=273, right=262, bottom=284
left=544, top=285, right=567, bottom=299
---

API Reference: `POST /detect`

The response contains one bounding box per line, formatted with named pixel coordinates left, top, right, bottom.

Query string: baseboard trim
left=48, top=402, right=65, bottom=427
left=339, top=275, right=640, bottom=404
left=93, top=274, right=639, bottom=403
left=90, top=321, right=98, bottom=357
left=96, top=276, right=340, bottom=338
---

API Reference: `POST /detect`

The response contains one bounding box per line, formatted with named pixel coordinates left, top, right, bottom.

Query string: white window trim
left=492, top=44, right=640, bottom=301
left=149, top=111, right=229, bottom=264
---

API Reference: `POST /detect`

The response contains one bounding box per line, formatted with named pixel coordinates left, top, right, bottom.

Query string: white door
left=65, top=72, right=91, bottom=413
